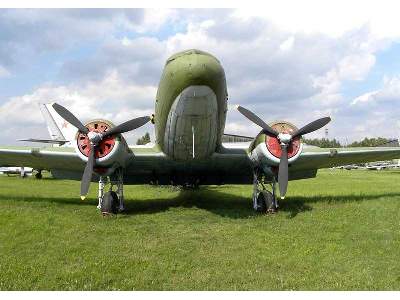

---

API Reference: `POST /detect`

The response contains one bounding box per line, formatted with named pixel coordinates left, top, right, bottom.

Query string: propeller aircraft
left=1, top=49, right=400, bottom=215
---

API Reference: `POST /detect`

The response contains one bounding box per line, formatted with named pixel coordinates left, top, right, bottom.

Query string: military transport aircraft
left=1, top=49, right=400, bottom=214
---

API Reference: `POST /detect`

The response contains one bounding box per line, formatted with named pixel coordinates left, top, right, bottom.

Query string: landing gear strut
left=97, top=168, right=125, bottom=215
left=253, top=169, right=278, bottom=213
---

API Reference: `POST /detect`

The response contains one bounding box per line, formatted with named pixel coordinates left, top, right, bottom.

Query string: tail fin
left=39, top=103, right=77, bottom=147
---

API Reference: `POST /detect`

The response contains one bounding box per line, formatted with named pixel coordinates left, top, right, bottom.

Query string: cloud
left=1, top=7, right=400, bottom=145
left=352, top=76, right=400, bottom=105
left=332, top=76, right=400, bottom=141
left=0, top=65, right=10, bottom=78
left=60, top=36, right=167, bottom=85
left=233, top=0, right=400, bottom=39
left=0, top=72, right=156, bottom=144
left=0, top=9, right=176, bottom=69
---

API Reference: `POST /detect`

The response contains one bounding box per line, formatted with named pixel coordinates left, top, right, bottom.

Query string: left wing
left=0, top=146, right=83, bottom=171
left=291, top=146, right=400, bottom=172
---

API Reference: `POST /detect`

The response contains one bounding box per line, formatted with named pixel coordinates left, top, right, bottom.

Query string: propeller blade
left=52, top=103, right=89, bottom=134
left=236, top=105, right=279, bottom=137
left=80, top=144, right=95, bottom=200
left=102, top=116, right=151, bottom=138
left=292, top=117, right=331, bottom=138
left=278, top=145, right=289, bottom=199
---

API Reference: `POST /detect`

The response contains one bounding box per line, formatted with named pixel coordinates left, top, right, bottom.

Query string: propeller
left=52, top=103, right=151, bottom=200
left=237, top=105, right=331, bottom=199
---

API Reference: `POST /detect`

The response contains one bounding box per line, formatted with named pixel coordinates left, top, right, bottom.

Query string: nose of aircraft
left=164, top=85, right=219, bottom=160
left=155, top=49, right=228, bottom=156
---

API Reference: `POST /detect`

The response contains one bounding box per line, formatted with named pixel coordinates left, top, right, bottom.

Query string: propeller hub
left=87, top=131, right=103, bottom=145
left=77, top=120, right=116, bottom=159
left=278, top=133, right=292, bottom=144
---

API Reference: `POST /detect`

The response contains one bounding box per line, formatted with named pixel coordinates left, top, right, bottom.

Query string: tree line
left=302, top=137, right=397, bottom=148
left=136, top=132, right=151, bottom=145
left=136, top=132, right=397, bottom=148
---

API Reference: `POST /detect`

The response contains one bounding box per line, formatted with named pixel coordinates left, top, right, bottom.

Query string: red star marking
left=62, top=121, right=69, bottom=129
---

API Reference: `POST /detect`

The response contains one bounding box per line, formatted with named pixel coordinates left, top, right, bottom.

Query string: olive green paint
left=154, top=49, right=228, bottom=151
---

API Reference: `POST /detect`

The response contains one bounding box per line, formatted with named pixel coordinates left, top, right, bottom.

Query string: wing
left=1, top=144, right=399, bottom=185
left=291, top=146, right=400, bottom=172
left=0, top=146, right=83, bottom=171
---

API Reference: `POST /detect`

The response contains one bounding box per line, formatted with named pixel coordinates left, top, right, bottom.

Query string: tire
left=101, top=191, right=119, bottom=215
left=255, top=191, right=275, bottom=213
left=261, top=190, right=276, bottom=212
left=255, top=192, right=267, bottom=212
left=35, top=172, right=43, bottom=179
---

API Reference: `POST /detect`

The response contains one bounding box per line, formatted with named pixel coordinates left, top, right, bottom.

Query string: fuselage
left=154, top=49, right=228, bottom=160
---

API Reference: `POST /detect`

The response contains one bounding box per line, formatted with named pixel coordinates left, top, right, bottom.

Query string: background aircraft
left=0, top=166, right=33, bottom=177
left=1, top=49, right=400, bottom=215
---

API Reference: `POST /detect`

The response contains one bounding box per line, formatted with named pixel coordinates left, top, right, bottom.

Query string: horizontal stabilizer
left=19, top=138, right=69, bottom=145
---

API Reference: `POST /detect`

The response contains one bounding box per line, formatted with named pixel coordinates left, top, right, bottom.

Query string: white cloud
left=233, top=1, right=400, bottom=39
left=131, top=8, right=177, bottom=33
left=2, top=7, right=400, bottom=144
left=279, top=36, right=294, bottom=52
left=351, top=91, right=379, bottom=105
left=352, top=76, right=400, bottom=105
left=0, top=72, right=156, bottom=144
left=338, top=53, right=376, bottom=81
left=0, top=65, right=10, bottom=78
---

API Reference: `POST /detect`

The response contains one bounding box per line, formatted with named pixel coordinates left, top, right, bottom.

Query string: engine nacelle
left=249, top=120, right=303, bottom=168
left=74, top=119, right=130, bottom=173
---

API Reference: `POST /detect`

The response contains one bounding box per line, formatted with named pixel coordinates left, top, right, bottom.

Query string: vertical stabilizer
left=39, top=103, right=77, bottom=147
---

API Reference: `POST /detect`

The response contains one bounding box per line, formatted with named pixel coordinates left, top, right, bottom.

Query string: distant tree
left=347, top=137, right=391, bottom=147
left=302, top=138, right=342, bottom=148
left=136, top=132, right=151, bottom=145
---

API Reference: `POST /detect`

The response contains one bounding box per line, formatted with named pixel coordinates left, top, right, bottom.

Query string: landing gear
left=35, top=170, right=42, bottom=179
left=101, top=191, right=119, bottom=215
left=253, top=169, right=278, bottom=213
left=97, top=168, right=125, bottom=215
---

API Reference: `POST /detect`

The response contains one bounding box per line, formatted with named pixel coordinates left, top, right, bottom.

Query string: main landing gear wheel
left=255, top=191, right=267, bottom=212
left=256, top=190, right=276, bottom=213
left=35, top=171, right=43, bottom=179
left=253, top=169, right=278, bottom=214
left=101, top=191, right=119, bottom=215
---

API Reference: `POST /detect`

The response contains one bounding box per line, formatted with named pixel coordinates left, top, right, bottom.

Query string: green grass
left=0, top=169, right=400, bottom=290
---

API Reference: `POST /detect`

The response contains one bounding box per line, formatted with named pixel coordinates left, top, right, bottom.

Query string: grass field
left=0, top=169, right=399, bottom=290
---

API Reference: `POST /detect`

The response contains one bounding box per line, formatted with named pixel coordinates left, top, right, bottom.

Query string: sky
left=1, top=4, right=400, bottom=145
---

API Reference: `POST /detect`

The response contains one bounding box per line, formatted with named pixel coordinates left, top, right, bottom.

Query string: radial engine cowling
left=74, top=120, right=129, bottom=173
left=249, top=121, right=303, bottom=167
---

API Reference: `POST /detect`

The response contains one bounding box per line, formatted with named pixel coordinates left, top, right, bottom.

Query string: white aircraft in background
left=0, top=166, right=33, bottom=177
left=20, top=103, right=74, bottom=147
left=1, top=103, right=73, bottom=179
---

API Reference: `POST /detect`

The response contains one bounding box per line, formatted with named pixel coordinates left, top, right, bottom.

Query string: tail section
left=39, top=103, right=77, bottom=147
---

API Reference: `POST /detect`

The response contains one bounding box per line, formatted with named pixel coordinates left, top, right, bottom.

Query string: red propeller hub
left=77, top=120, right=116, bottom=159
left=266, top=121, right=301, bottom=159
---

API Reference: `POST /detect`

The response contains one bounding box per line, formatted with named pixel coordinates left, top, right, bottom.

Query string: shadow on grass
left=124, top=188, right=256, bottom=219
left=1, top=187, right=400, bottom=219
left=121, top=188, right=400, bottom=219
left=0, top=194, right=98, bottom=207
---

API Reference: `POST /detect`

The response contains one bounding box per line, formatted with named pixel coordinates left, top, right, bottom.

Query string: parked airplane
left=1, top=49, right=400, bottom=215
left=0, top=166, right=33, bottom=177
